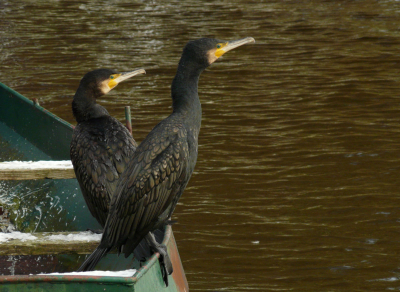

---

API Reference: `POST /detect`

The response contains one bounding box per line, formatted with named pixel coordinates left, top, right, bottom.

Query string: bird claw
left=159, top=244, right=173, bottom=273
left=145, top=233, right=173, bottom=286
left=157, top=244, right=173, bottom=287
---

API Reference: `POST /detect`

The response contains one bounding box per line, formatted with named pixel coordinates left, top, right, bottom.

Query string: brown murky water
left=2, top=0, right=400, bottom=290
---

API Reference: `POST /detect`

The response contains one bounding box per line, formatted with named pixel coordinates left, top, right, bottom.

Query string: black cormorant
left=70, top=68, right=145, bottom=227
left=77, top=37, right=255, bottom=284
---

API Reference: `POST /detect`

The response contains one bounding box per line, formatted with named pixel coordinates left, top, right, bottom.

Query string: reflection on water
left=2, top=0, right=400, bottom=290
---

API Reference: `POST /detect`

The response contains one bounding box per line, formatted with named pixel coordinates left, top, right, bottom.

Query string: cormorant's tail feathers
left=77, top=247, right=109, bottom=272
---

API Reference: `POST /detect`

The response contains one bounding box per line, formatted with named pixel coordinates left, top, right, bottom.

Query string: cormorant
left=70, top=68, right=145, bottom=227
left=77, top=37, right=255, bottom=284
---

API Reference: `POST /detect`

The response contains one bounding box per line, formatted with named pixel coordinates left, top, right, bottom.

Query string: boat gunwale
left=0, top=226, right=171, bottom=285
left=0, top=81, right=74, bottom=131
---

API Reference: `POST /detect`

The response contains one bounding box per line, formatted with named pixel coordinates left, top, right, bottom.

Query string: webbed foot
left=145, top=232, right=173, bottom=286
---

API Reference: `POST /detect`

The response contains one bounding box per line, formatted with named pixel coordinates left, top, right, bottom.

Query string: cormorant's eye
left=216, top=44, right=222, bottom=49
left=110, top=75, right=115, bottom=79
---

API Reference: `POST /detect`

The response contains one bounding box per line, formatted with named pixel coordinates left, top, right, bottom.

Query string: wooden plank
left=0, top=231, right=101, bottom=255
left=0, top=161, right=75, bottom=180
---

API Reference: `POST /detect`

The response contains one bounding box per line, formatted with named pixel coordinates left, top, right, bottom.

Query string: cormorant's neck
left=171, top=56, right=205, bottom=115
left=72, top=85, right=109, bottom=123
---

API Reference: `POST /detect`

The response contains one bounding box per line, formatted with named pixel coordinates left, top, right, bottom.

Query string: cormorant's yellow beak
left=108, top=68, right=146, bottom=89
left=215, top=37, right=255, bottom=58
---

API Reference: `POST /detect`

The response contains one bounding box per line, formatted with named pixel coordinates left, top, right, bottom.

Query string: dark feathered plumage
left=70, top=68, right=145, bottom=227
left=77, top=38, right=255, bottom=283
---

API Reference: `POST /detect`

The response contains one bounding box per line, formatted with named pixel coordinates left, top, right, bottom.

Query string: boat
left=0, top=81, right=189, bottom=291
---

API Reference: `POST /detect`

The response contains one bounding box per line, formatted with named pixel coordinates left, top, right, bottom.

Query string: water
left=2, top=0, right=400, bottom=290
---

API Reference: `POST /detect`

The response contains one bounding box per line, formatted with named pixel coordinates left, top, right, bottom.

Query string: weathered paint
left=167, top=231, right=189, bottom=292
left=0, top=226, right=188, bottom=292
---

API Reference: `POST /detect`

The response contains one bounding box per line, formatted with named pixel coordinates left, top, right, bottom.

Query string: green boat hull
left=0, top=82, right=189, bottom=292
left=0, top=228, right=188, bottom=292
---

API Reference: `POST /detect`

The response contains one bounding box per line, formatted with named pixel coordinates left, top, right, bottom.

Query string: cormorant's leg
left=145, top=232, right=173, bottom=286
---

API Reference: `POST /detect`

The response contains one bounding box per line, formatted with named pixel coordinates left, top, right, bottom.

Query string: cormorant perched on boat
left=77, top=37, right=255, bottom=284
left=70, top=68, right=145, bottom=227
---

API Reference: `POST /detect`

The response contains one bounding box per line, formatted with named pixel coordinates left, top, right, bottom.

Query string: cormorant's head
left=182, top=37, right=255, bottom=68
left=79, top=68, right=146, bottom=97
